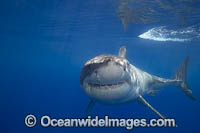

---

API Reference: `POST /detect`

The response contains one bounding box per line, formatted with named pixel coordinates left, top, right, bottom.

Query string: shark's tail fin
left=174, top=56, right=195, bottom=100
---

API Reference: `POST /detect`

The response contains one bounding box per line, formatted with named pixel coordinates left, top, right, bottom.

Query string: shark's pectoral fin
left=86, top=100, right=96, bottom=116
left=138, top=95, right=165, bottom=119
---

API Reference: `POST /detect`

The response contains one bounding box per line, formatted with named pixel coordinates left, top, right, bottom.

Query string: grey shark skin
left=80, top=46, right=195, bottom=118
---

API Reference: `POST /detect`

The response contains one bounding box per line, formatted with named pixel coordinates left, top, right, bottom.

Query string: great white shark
left=80, top=46, right=195, bottom=118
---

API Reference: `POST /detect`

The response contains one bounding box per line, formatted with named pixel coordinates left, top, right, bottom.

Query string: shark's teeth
left=87, top=82, right=124, bottom=89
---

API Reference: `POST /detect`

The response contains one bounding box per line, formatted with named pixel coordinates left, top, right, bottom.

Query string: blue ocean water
left=0, top=0, right=200, bottom=133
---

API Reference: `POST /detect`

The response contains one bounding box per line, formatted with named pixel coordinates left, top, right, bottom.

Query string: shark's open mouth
left=87, top=81, right=125, bottom=89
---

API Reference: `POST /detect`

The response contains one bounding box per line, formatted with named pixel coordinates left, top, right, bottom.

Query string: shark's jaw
left=87, top=81, right=125, bottom=89
left=80, top=55, right=132, bottom=104
left=83, top=80, right=131, bottom=104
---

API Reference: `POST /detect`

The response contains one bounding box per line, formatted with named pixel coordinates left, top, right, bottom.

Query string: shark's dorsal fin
left=118, top=46, right=126, bottom=58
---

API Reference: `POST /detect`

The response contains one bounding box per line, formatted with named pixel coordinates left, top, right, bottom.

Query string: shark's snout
left=80, top=55, right=132, bottom=104
left=80, top=56, right=130, bottom=87
left=86, top=61, right=128, bottom=85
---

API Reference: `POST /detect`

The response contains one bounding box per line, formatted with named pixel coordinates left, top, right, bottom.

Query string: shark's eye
left=124, top=67, right=126, bottom=71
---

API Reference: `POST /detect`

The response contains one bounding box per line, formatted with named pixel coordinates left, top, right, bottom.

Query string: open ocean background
left=0, top=0, right=200, bottom=133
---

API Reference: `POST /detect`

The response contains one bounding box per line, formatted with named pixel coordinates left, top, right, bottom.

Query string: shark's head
left=80, top=46, right=133, bottom=104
